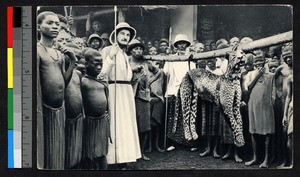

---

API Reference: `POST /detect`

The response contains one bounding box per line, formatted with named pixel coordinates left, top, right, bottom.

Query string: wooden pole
left=113, top=5, right=118, bottom=168
left=143, top=30, right=293, bottom=62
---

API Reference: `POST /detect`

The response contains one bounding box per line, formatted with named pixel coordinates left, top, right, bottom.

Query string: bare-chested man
left=280, top=75, right=293, bottom=168
left=81, top=49, right=110, bottom=170
left=275, top=44, right=293, bottom=168
left=37, top=11, right=76, bottom=169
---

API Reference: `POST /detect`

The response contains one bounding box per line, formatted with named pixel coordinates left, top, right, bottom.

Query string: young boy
left=37, top=11, right=76, bottom=169
left=81, top=48, right=110, bottom=170
left=148, top=60, right=166, bottom=153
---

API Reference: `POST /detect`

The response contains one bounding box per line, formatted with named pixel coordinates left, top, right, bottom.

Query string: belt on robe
left=108, top=80, right=131, bottom=85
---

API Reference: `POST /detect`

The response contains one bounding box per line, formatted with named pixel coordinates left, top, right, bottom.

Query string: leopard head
left=224, top=49, right=245, bottom=80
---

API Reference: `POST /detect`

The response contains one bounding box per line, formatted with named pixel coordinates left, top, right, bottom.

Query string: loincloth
left=150, top=98, right=164, bottom=127
left=135, top=98, right=151, bottom=133
left=83, top=112, right=110, bottom=160
left=42, top=102, right=66, bottom=170
left=65, top=112, right=84, bottom=168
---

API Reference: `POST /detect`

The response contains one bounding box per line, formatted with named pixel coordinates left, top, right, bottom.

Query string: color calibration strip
left=7, top=6, right=32, bottom=168
left=7, top=6, right=15, bottom=169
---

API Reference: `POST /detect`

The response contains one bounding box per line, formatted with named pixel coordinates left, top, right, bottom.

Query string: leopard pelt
left=172, top=68, right=245, bottom=147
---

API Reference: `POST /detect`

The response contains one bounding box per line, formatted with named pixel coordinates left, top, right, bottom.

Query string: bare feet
left=166, top=146, right=176, bottom=152
left=199, top=148, right=210, bottom=157
left=155, top=146, right=165, bottom=153
left=222, top=152, right=231, bottom=160
left=190, top=148, right=198, bottom=152
left=277, top=162, right=286, bottom=168
left=277, top=164, right=293, bottom=169
left=234, top=154, right=243, bottom=163
left=141, top=154, right=150, bottom=161
left=213, top=150, right=221, bottom=158
left=259, top=162, right=269, bottom=168
left=245, top=159, right=257, bottom=166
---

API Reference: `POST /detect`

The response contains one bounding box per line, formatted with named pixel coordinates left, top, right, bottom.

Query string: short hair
left=84, top=48, right=101, bottom=62
left=37, top=11, right=57, bottom=25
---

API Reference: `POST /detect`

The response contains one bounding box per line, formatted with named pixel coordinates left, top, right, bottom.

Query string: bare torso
left=279, top=65, right=293, bottom=99
left=38, top=44, right=65, bottom=108
left=65, top=70, right=83, bottom=117
left=82, top=76, right=108, bottom=117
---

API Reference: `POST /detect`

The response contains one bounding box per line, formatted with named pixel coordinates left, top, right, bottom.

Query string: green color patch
left=8, top=89, right=13, bottom=129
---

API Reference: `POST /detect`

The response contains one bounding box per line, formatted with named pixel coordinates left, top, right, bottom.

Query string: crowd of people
left=37, top=10, right=293, bottom=170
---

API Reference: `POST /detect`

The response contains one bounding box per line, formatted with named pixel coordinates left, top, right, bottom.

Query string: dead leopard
left=172, top=50, right=245, bottom=147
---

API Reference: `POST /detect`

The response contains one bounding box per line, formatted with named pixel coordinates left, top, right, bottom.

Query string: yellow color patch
left=7, top=48, right=13, bottom=88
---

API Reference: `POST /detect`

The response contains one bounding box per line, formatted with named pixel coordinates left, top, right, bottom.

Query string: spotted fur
left=172, top=50, right=246, bottom=147
left=172, top=68, right=245, bottom=147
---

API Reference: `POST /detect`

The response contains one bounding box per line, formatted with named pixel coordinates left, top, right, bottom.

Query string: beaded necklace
left=38, top=41, right=60, bottom=61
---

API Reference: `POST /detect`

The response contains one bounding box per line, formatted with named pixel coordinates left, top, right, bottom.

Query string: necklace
left=38, top=41, right=60, bottom=61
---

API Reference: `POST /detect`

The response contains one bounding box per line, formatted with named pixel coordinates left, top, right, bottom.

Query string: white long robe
left=99, top=46, right=141, bottom=164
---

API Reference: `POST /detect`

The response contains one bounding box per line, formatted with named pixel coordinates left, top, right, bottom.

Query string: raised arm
left=61, top=48, right=76, bottom=85
left=274, top=65, right=284, bottom=78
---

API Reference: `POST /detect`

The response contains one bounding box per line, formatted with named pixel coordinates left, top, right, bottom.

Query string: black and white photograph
left=36, top=5, right=293, bottom=170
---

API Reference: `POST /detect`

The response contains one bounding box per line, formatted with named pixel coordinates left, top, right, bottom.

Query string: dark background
left=0, top=0, right=299, bottom=177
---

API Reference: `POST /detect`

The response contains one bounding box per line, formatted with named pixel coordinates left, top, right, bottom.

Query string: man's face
left=195, top=43, right=204, bottom=53
left=244, top=63, right=254, bottom=72
left=147, top=41, right=152, bottom=48
left=90, top=38, right=101, bottom=50
left=254, top=60, right=265, bottom=70
left=74, top=38, right=85, bottom=50
left=149, top=47, right=157, bottom=55
left=117, top=29, right=130, bottom=45
left=230, top=38, right=239, bottom=47
left=38, top=15, right=60, bottom=38
left=87, top=54, right=103, bottom=76
left=154, top=41, right=159, bottom=48
left=206, top=58, right=216, bottom=69
left=269, top=64, right=279, bottom=73
left=92, top=21, right=100, bottom=32
left=196, top=60, right=206, bottom=68
left=130, top=46, right=144, bottom=59
left=159, top=42, right=168, bottom=53
left=284, top=56, right=293, bottom=67
left=176, top=41, right=188, bottom=51
left=56, top=30, right=71, bottom=46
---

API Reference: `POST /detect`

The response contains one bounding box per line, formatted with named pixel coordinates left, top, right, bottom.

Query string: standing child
left=148, top=60, right=166, bottom=153
left=37, top=11, right=76, bottom=169
left=81, top=49, right=110, bottom=170
left=244, top=51, right=276, bottom=168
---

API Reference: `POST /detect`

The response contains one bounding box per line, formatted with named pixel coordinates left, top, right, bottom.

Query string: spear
left=163, top=26, right=172, bottom=151
left=113, top=5, right=118, bottom=169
